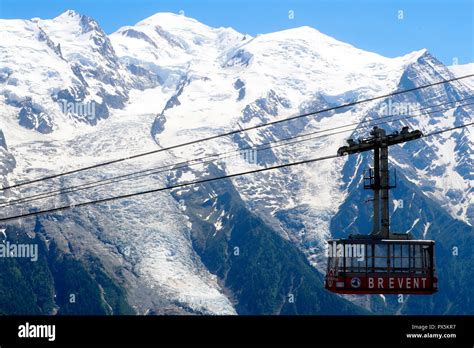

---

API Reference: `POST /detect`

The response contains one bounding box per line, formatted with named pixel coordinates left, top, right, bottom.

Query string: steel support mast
left=337, top=126, right=423, bottom=239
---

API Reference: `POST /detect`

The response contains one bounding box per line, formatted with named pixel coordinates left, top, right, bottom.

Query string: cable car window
left=393, top=244, right=402, bottom=270
left=415, top=245, right=423, bottom=269
left=402, top=251, right=409, bottom=269
left=374, top=256, right=387, bottom=271
left=367, top=248, right=374, bottom=271
left=366, top=244, right=372, bottom=257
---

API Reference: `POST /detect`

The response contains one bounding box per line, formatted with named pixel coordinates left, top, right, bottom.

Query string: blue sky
left=1, top=0, right=472, bottom=65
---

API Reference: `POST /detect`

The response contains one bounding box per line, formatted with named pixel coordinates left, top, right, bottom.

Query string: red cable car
left=325, top=238, right=437, bottom=294
left=325, top=127, right=438, bottom=295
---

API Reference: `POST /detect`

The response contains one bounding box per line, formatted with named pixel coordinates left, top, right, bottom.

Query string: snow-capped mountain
left=449, top=63, right=474, bottom=89
left=0, top=11, right=472, bottom=315
left=0, top=10, right=138, bottom=135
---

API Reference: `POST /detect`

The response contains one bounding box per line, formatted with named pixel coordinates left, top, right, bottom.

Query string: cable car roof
left=327, top=238, right=435, bottom=244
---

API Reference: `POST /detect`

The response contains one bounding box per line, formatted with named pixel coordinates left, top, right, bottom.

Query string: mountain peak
left=135, top=12, right=210, bottom=30
left=407, top=48, right=428, bottom=59
left=279, top=25, right=321, bottom=35
left=56, top=9, right=81, bottom=20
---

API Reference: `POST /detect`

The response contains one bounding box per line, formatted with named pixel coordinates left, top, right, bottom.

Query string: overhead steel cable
left=2, top=99, right=473, bottom=208
left=2, top=74, right=473, bottom=192
left=0, top=154, right=340, bottom=223
left=0, top=122, right=472, bottom=223
left=423, top=121, right=474, bottom=137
